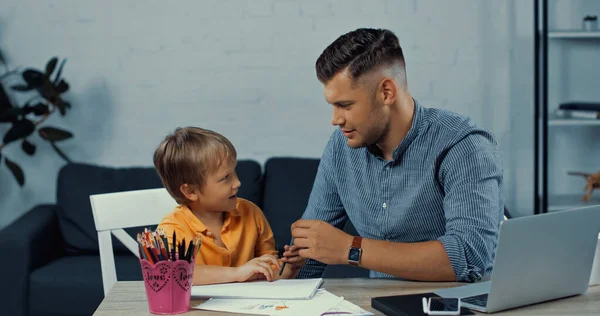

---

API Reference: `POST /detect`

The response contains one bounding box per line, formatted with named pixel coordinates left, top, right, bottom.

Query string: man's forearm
left=359, top=238, right=456, bottom=281
left=192, top=265, right=239, bottom=285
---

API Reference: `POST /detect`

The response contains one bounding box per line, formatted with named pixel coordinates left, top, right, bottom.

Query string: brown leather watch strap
left=352, top=236, right=363, bottom=249
left=348, top=236, right=363, bottom=266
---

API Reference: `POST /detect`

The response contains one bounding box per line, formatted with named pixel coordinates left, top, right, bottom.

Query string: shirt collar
left=391, top=98, right=422, bottom=161
left=367, top=98, right=422, bottom=161
left=179, top=202, right=242, bottom=234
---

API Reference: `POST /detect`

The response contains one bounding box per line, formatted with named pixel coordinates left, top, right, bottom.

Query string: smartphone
left=427, top=297, right=461, bottom=315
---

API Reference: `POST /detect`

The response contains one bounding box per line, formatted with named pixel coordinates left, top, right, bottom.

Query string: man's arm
left=363, top=132, right=503, bottom=281
left=435, top=132, right=504, bottom=282
left=292, top=220, right=455, bottom=281
left=359, top=240, right=456, bottom=281
left=296, top=132, right=348, bottom=279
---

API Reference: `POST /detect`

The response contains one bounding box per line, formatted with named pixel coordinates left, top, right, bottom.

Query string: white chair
left=90, top=188, right=177, bottom=296
left=590, top=233, right=600, bottom=286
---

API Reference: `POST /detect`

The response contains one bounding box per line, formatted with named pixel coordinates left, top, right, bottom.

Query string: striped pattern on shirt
left=298, top=99, right=504, bottom=282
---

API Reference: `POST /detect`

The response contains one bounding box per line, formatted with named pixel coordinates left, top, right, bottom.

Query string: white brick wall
left=0, top=0, right=536, bottom=229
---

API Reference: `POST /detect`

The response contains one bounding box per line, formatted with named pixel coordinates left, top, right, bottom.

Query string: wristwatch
left=348, top=236, right=363, bottom=266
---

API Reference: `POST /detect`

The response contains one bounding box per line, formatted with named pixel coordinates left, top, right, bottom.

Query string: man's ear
left=380, top=78, right=397, bottom=106
left=180, top=184, right=199, bottom=202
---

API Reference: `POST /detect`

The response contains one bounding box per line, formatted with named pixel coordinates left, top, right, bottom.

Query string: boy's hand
left=235, top=254, right=280, bottom=282
left=281, top=244, right=306, bottom=271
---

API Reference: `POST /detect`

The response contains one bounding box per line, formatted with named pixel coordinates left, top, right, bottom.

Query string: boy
left=154, top=127, right=302, bottom=285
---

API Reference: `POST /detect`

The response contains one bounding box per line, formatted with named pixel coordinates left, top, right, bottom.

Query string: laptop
left=434, top=205, right=600, bottom=313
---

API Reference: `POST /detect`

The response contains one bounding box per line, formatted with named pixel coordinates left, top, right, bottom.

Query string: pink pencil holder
left=140, top=259, right=195, bottom=315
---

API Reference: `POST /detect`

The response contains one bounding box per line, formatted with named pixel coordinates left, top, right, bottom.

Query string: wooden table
left=94, top=279, right=600, bottom=315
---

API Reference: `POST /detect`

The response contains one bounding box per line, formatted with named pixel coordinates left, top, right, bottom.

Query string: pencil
left=160, top=234, right=170, bottom=260
left=172, top=231, right=177, bottom=261
left=185, top=239, right=194, bottom=263
left=279, top=237, right=294, bottom=276
left=138, top=241, right=147, bottom=260
left=193, top=236, right=202, bottom=259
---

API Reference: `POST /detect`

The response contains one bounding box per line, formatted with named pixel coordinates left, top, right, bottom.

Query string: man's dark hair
left=315, top=28, right=406, bottom=83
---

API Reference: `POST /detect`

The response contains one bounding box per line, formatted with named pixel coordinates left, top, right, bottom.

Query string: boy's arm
left=158, top=221, right=264, bottom=285
left=192, top=265, right=240, bottom=285
left=250, top=205, right=301, bottom=279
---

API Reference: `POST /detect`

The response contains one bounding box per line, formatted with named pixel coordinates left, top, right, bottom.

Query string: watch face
left=349, top=248, right=361, bottom=262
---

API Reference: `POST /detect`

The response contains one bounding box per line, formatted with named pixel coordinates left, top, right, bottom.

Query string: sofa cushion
left=56, top=160, right=263, bottom=255
left=261, top=158, right=320, bottom=255
left=28, top=254, right=141, bottom=316
left=235, top=159, right=263, bottom=205
left=56, top=163, right=165, bottom=254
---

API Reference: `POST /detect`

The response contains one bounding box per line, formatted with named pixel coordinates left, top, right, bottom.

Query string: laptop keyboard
left=462, top=293, right=488, bottom=307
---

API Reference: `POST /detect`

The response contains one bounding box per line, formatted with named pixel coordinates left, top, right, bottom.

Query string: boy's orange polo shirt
left=157, top=198, right=278, bottom=266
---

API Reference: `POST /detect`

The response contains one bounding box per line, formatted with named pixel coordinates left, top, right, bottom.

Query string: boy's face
left=194, top=158, right=241, bottom=212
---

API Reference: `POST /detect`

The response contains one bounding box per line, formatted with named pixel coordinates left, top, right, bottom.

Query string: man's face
left=324, top=70, right=388, bottom=148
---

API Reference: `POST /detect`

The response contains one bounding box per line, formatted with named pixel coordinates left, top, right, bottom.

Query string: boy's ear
left=180, top=184, right=199, bottom=202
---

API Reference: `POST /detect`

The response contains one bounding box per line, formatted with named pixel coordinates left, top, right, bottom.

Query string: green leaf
left=22, top=69, right=45, bottom=88
left=0, top=108, right=26, bottom=122
left=55, top=80, right=69, bottom=93
left=38, top=126, right=73, bottom=142
left=0, top=113, right=17, bottom=123
left=39, top=81, right=60, bottom=107
left=21, top=139, right=36, bottom=155
left=31, top=103, right=50, bottom=116
left=55, top=99, right=66, bottom=115
left=5, top=157, right=25, bottom=186
left=3, top=119, right=36, bottom=144
left=45, top=57, right=58, bottom=76
left=11, top=84, right=34, bottom=91
left=53, top=59, right=67, bottom=85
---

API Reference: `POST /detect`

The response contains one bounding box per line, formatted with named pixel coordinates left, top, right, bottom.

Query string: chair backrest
left=90, top=188, right=177, bottom=296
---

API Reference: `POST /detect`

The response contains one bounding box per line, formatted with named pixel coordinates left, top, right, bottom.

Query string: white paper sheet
left=191, top=278, right=323, bottom=300
left=324, top=299, right=374, bottom=316
left=193, top=289, right=344, bottom=315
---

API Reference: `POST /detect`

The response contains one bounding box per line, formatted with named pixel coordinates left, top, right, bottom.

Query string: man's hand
left=291, top=219, right=353, bottom=265
left=235, top=254, right=280, bottom=282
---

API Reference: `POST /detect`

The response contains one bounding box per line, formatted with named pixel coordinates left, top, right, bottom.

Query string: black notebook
left=371, top=292, right=475, bottom=316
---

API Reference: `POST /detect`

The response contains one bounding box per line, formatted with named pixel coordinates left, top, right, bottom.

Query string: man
left=282, top=28, right=504, bottom=282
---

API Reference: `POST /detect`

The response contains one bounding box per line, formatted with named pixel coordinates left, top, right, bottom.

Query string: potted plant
left=0, top=47, right=75, bottom=186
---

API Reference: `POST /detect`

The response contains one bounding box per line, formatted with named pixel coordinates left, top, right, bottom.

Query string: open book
left=191, top=278, right=323, bottom=300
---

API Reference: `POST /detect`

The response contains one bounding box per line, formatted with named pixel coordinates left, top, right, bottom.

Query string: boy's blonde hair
left=153, top=127, right=237, bottom=205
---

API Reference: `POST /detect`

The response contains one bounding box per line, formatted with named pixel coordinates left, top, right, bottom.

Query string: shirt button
left=382, top=202, right=387, bottom=209
left=385, top=166, right=390, bottom=171
left=207, top=231, right=212, bottom=236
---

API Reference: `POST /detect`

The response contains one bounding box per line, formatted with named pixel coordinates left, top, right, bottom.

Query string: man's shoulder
left=326, top=128, right=347, bottom=148
left=423, top=107, right=478, bottom=132
left=421, top=106, right=495, bottom=145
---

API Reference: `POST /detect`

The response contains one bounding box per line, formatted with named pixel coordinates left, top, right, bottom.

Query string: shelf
left=548, top=194, right=600, bottom=212
left=548, top=31, right=600, bottom=39
left=548, top=118, right=600, bottom=126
